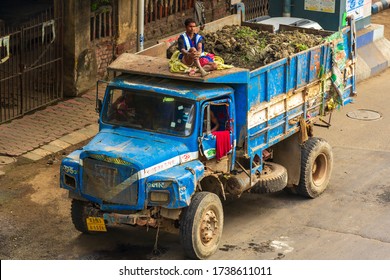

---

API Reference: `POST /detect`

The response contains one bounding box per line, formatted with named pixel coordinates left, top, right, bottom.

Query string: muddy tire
left=251, top=162, right=288, bottom=193
left=180, top=192, right=224, bottom=259
left=297, top=137, right=333, bottom=198
left=71, top=199, right=90, bottom=233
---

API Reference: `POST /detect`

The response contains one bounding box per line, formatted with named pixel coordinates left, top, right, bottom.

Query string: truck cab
left=60, top=74, right=238, bottom=259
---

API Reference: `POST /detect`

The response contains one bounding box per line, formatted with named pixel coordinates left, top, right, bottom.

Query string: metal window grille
left=242, top=0, right=269, bottom=21
left=90, top=5, right=113, bottom=41
left=145, top=0, right=195, bottom=24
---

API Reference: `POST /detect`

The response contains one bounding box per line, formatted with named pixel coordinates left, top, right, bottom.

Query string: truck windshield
left=102, top=88, right=195, bottom=136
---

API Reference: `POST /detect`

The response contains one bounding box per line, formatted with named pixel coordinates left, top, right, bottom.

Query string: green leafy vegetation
left=91, top=0, right=112, bottom=12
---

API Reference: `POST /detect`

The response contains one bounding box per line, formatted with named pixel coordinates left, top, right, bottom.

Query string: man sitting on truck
left=178, top=18, right=217, bottom=77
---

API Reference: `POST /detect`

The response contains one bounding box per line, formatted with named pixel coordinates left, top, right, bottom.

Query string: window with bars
left=242, top=0, right=269, bottom=21
left=145, top=0, right=195, bottom=24
left=90, top=5, right=113, bottom=41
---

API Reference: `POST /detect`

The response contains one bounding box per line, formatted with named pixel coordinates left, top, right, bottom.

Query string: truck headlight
left=64, top=174, right=76, bottom=189
left=149, top=191, right=170, bottom=203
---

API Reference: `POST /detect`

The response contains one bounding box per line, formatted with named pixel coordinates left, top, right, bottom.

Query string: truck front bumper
left=103, top=211, right=158, bottom=228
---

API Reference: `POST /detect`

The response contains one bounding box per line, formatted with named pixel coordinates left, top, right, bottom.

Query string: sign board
left=346, top=0, right=371, bottom=20
left=304, top=0, right=336, bottom=13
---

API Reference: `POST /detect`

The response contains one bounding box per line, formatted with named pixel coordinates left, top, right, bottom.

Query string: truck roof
left=108, top=53, right=250, bottom=85
left=110, top=74, right=235, bottom=101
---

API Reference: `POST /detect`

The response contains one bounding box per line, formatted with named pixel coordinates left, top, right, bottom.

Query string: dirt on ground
left=0, top=148, right=77, bottom=259
left=0, top=141, right=149, bottom=260
left=0, top=142, right=180, bottom=260
left=0, top=146, right=279, bottom=260
left=168, top=25, right=326, bottom=70
left=371, top=8, right=390, bottom=40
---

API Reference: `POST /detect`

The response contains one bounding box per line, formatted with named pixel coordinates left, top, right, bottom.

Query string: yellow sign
left=305, top=0, right=336, bottom=13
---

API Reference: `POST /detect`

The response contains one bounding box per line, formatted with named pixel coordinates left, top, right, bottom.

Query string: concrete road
left=150, top=69, right=390, bottom=260
left=1, top=69, right=390, bottom=262
left=211, top=69, right=390, bottom=260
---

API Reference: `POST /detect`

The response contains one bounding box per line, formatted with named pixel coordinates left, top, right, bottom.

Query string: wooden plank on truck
left=108, top=53, right=249, bottom=84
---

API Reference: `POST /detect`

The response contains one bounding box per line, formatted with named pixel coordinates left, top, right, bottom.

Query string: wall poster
left=346, top=0, right=371, bottom=20
left=304, top=0, right=336, bottom=13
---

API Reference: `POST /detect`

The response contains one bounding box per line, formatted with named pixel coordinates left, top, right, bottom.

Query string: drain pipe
left=137, top=0, right=144, bottom=51
left=235, top=2, right=245, bottom=22
left=283, top=0, right=291, bottom=17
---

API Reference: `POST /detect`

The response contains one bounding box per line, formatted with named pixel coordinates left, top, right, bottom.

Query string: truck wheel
left=180, top=192, right=224, bottom=259
left=298, top=137, right=333, bottom=198
left=251, top=162, right=288, bottom=193
left=71, top=199, right=90, bottom=233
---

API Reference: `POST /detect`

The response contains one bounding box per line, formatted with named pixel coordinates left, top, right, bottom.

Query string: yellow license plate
left=86, top=217, right=107, bottom=232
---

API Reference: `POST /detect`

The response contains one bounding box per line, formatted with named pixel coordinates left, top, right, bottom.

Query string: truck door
left=199, top=99, right=234, bottom=164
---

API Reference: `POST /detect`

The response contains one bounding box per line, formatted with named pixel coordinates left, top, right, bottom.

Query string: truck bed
left=108, top=53, right=250, bottom=84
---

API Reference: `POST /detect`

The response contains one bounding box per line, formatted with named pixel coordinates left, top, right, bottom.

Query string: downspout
left=137, top=0, right=144, bottom=51
left=283, top=0, right=291, bottom=17
left=235, top=2, right=245, bottom=22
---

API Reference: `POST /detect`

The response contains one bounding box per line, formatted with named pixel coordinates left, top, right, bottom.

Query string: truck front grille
left=83, top=157, right=138, bottom=205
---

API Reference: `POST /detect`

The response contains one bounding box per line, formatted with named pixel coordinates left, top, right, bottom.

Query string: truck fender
left=199, top=174, right=226, bottom=200
left=272, top=133, right=301, bottom=186
left=68, top=191, right=89, bottom=202
left=146, top=160, right=205, bottom=208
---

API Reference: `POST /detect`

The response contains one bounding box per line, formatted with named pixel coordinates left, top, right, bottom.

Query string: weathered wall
left=94, top=38, right=114, bottom=78
left=63, top=0, right=77, bottom=97
left=116, top=0, right=137, bottom=54
left=63, top=0, right=97, bottom=97
left=62, top=0, right=231, bottom=96
left=117, top=0, right=231, bottom=54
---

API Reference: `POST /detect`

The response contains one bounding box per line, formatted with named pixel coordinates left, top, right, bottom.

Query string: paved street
left=1, top=67, right=390, bottom=261
left=0, top=6, right=390, bottom=262
left=0, top=88, right=103, bottom=158
left=210, top=67, right=390, bottom=260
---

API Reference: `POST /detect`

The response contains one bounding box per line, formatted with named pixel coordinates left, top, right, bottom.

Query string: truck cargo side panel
left=246, top=43, right=330, bottom=157
left=245, top=24, right=355, bottom=161
left=232, top=84, right=249, bottom=148
left=248, top=45, right=324, bottom=108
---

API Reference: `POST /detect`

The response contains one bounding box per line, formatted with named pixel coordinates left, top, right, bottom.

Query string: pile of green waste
left=167, top=25, right=325, bottom=70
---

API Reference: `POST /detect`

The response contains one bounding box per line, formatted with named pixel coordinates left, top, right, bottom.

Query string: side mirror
left=96, top=99, right=102, bottom=113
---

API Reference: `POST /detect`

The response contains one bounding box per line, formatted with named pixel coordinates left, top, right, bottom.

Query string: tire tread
left=251, top=162, right=288, bottom=193
left=180, top=192, right=223, bottom=259
left=298, top=137, right=332, bottom=198
left=71, top=199, right=89, bottom=233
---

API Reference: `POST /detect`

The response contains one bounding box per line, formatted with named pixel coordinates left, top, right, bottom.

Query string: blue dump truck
left=60, top=16, right=356, bottom=259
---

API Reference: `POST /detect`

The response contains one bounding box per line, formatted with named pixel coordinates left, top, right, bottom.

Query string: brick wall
left=144, top=13, right=193, bottom=45
left=117, top=0, right=231, bottom=54
left=143, top=0, right=230, bottom=44
left=94, top=37, right=114, bottom=78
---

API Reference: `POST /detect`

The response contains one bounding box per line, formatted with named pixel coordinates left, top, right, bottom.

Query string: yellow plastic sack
left=169, top=50, right=233, bottom=73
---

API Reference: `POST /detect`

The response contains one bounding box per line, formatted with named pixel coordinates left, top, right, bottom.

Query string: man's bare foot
left=188, top=69, right=197, bottom=76
left=200, top=70, right=210, bottom=77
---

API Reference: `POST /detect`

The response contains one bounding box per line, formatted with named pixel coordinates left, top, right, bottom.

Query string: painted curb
left=356, top=24, right=390, bottom=82
left=372, top=1, right=390, bottom=14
